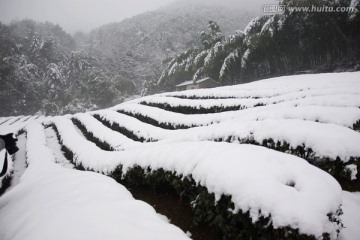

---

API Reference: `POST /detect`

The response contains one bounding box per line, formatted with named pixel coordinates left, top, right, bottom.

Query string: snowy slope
left=0, top=124, right=190, bottom=240
left=0, top=72, right=359, bottom=239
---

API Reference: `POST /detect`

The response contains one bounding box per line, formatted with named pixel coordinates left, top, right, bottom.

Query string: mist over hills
left=86, top=3, right=256, bottom=86
left=0, top=1, right=255, bottom=116
left=1, top=0, right=358, bottom=116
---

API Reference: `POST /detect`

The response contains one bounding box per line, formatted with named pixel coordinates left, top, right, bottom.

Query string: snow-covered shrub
left=71, top=118, right=114, bottom=151
left=116, top=109, right=194, bottom=129
left=50, top=116, right=344, bottom=240
left=93, top=114, right=148, bottom=142
left=110, top=167, right=342, bottom=240
left=139, top=101, right=243, bottom=115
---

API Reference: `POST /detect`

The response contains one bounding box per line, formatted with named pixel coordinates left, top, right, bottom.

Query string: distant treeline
left=154, top=0, right=360, bottom=92
left=0, top=20, right=136, bottom=116
left=0, top=3, right=253, bottom=116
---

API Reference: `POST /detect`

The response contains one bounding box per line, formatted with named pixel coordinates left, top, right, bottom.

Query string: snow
left=339, top=192, right=360, bottom=240
left=45, top=126, right=74, bottom=168
left=163, top=72, right=360, bottom=99
left=162, top=118, right=360, bottom=162
left=219, top=49, right=238, bottom=78
left=94, top=110, right=165, bottom=142
left=241, top=49, right=250, bottom=67
left=176, top=80, right=194, bottom=87
left=243, top=16, right=262, bottom=35
left=108, top=72, right=360, bottom=162
left=261, top=16, right=275, bottom=36
left=176, top=77, right=215, bottom=87
left=106, top=104, right=360, bottom=162
left=50, top=116, right=343, bottom=238
left=345, top=164, right=358, bottom=181
left=1, top=72, right=360, bottom=239
left=194, top=49, right=209, bottom=66
left=0, top=123, right=190, bottom=240
left=0, top=115, right=44, bottom=135
left=117, top=98, right=360, bottom=128
left=72, top=113, right=139, bottom=150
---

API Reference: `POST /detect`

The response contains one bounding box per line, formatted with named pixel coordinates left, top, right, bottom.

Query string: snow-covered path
left=0, top=124, right=191, bottom=240
left=45, top=126, right=74, bottom=169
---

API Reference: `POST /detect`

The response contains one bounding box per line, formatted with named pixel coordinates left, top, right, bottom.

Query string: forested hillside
left=0, top=3, right=254, bottom=116
left=1, top=0, right=359, bottom=116
left=0, top=20, right=137, bottom=116
left=155, top=0, right=360, bottom=92
left=87, top=3, right=254, bottom=92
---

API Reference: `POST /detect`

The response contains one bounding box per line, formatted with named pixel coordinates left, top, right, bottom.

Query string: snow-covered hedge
left=87, top=109, right=360, bottom=184
left=104, top=72, right=360, bottom=185
left=160, top=72, right=360, bottom=100
left=72, top=113, right=140, bottom=151
left=140, top=99, right=245, bottom=114
left=51, top=116, right=343, bottom=239
left=113, top=102, right=360, bottom=130
left=0, top=123, right=191, bottom=240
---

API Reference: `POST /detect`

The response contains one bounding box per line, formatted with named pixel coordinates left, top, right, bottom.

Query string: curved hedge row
left=79, top=114, right=359, bottom=190
left=49, top=124, right=86, bottom=171
left=139, top=101, right=247, bottom=115
left=111, top=166, right=339, bottom=240
left=93, top=114, right=151, bottom=142
left=71, top=118, right=114, bottom=151
left=51, top=122, right=341, bottom=240
left=219, top=136, right=360, bottom=191
left=116, top=110, right=196, bottom=130
left=165, top=95, right=238, bottom=100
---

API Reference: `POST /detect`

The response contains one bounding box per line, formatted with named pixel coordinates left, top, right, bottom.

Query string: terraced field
left=1, top=72, right=360, bottom=240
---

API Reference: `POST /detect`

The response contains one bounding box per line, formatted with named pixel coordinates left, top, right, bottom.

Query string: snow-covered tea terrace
left=0, top=72, right=359, bottom=240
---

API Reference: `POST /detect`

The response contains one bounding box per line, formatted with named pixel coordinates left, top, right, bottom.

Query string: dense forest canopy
left=0, top=0, right=359, bottom=116
left=153, top=0, right=360, bottom=92
left=0, top=4, right=254, bottom=116
left=0, top=20, right=137, bottom=116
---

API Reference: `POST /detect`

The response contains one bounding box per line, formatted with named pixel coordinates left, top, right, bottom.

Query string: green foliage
left=353, top=120, right=360, bottom=132
left=140, top=101, right=244, bottom=115
left=49, top=124, right=87, bottom=171
left=91, top=102, right=360, bottom=190
left=108, top=167, right=340, bottom=240
left=71, top=118, right=114, bottom=151
left=156, top=0, right=360, bottom=91
left=0, top=20, right=139, bottom=116
left=116, top=109, right=190, bottom=130
left=54, top=118, right=344, bottom=239
left=200, top=21, right=225, bottom=49
left=92, top=114, right=148, bottom=142
left=237, top=137, right=360, bottom=189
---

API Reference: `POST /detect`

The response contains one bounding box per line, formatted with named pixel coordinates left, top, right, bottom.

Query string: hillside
left=87, top=3, right=255, bottom=87
left=0, top=72, right=360, bottom=239
left=0, top=4, right=255, bottom=116
left=0, top=19, right=138, bottom=116
left=156, top=0, right=360, bottom=91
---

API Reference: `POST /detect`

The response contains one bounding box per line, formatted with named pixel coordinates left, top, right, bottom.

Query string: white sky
left=0, top=0, right=176, bottom=34
left=0, top=0, right=276, bottom=34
